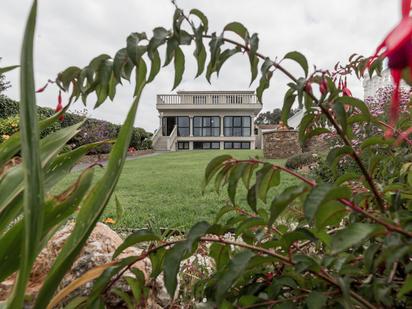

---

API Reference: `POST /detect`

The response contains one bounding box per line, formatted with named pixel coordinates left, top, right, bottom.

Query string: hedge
left=0, top=95, right=152, bottom=153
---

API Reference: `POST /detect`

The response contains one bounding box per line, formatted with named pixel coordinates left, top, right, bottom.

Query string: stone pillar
left=189, top=141, right=194, bottom=150
left=220, top=141, right=224, bottom=150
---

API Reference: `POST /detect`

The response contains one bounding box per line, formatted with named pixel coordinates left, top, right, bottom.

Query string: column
left=220, top=115, right=224, bottom=137
left=189, top=116, right=193, bottom=137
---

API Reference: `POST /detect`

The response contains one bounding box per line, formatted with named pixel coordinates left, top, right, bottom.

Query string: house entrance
left=162, top=117, right=176, bottom=136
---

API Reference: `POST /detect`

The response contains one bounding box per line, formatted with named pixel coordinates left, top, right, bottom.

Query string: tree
left=0, top=57, right=11, bottom=94
left=255, top=108, right=298, bottom=125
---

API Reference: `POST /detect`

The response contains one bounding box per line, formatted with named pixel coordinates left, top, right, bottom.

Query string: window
left=193, top=116, right=220, bottom=137
left=224, top=116, right=251, bottom=136
left=224, top=142, right=250, bottom=149
left=193, top=141, right=220, bottom=149
left=177, top=117, right=189, bottom=136
left=177, top=142, right=189, bottom=150
left=193, top=95, right=206, bottom=104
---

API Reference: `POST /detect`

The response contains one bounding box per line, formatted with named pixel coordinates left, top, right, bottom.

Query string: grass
left=56, top=150, right=300, bottom=231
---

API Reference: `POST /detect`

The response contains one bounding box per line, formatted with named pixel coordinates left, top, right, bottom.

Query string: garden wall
left=263, top=130, right=301, bottom=159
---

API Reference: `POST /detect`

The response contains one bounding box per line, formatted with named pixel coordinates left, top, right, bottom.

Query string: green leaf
left=228, top=163, right=247, bottom=204
left=172, top=46, right=184, bottom=90
left=306, top=291, right=328, bottom=308
left=86, top=257, right=136, bottom=306
left=126, top=32, right=147, bottom=65
left=203, top=154, right=232, bottom=191
left=247, top=33, right=259, bottom=85
left=164, top=222, right=210, bottom=297
left=0, top=65, right=19, bottom=74
left=256, top=57, right=273, bottom=103
left=113, top=229, right=160, bottom=258
left=57, top=66, right=81, bottom=91
left=269, top=185, right=307, bottom=225
left=241, top=163, right=256, bottom=190
left=303, top=183, right=351, bottom=223
left=134, top=58, right=147, bottom=96
left=193, top=26, right=207, bottom=78
left=108, top=73, right=117, bottom=101
left=282, top=228, right=317, bottom=249
left=330, top=223, right=383, bottom=254
left=147, top=48, right=161, bottom=83
left=148, top=27, right=169, bottom=52
left=209, top=243, right=230, bottom=271
left=360, top=136, right=392, bottom=150
left=256, top=163, right=280, bottom=203
left=247, top=184, right=257, bottom=212
left=333, top=101, right=347, bottom=133
left=149, top=247, right=166, bottom=279
left=398, top=275, right=412, bottom=298
left=336, top=96, right=371, bottom=120
left=164, top=37, right=178, bottom=67
left=281, top=88, right=296, bottom=125
left=206, top=33, right=224, bottom=83
left=224, top=22, right=249, bottom=40
left=8, top=1, right=43, bottom=306
left=216, top=250, right=254, bottom=303
left=284, top=51, right=308, bottom=77
left=189, top=9, right=209, bottom=33
left=326, top=146, right=352, bottom=176
left=112, top=288, right=134, bottom=309
left=315, top=201, right=346, bottom=230
left=34, top=71, right=147, bottom=309
left=125, top=276, right=143, bottom=303
left=298, top=113, right=315, bottom=143
left=113, top=48, right=128, bottom=83
left=236, top=217, right=265, bottom=235
left=216, top=47, right=241, bottom=76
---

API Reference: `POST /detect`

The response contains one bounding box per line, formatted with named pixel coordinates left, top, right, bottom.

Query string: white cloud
left=0, top=0, right=400, bottom=131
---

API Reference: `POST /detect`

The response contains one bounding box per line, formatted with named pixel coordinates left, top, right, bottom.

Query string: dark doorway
left=162, top=117, right=176, bottom=136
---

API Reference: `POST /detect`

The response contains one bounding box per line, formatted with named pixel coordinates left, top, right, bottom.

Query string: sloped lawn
left=56, top=150, right=299, bottom=230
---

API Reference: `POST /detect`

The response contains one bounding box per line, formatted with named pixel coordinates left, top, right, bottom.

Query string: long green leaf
left=34, top=80, right=147, bottom=308
left=0, top=65, right=19, bottom=74
left=113, top=229, right=160, bottom=258
left=8, top=1, right=43, bottom=307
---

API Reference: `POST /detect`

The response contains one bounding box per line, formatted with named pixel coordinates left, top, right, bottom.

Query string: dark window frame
left=223, top=116, right=251, bottom=137
left=177, top=141, right=189, bottom=150
left=224, top=141, right=251, bottom=149
left=193, top=116, right=220, bottom=137
left=177, top=116, right=190, bottom=137
left=193, top=141, right=221, bottom=150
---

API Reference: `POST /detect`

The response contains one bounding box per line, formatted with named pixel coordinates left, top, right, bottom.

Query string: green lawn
left=56, top=150, right=299, bottom=230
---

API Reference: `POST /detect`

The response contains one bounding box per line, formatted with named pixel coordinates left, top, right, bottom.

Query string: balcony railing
left=157, top=93, right=259, bottom=105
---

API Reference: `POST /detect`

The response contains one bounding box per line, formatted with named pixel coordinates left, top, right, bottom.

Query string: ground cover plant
left=1, top=0, right=412, bottom=308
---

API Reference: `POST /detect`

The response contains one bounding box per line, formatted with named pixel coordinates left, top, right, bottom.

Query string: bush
left=0, top=95, right=152, bottom=153
left=285, top=152, right=319, bottom=169
left=0, top=115, right=19, bottom=143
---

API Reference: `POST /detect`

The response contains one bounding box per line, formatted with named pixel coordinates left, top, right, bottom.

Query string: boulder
left=0, top=222, right=166, bottom=308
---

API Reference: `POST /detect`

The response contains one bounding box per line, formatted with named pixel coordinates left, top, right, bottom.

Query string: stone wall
left=303, top=135, right=329, bottom=153
left=263, top=130, right=301, bottom=159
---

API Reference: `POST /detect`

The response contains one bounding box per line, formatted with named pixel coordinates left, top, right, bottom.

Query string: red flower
left=35, top=82, right=49, bottom=93
left=56, top=91, right=64, bottom=121
left=370, top=0, right=412, bottom=136
left=342, top=77, right=352, bottom=97
left=319, top=78, right=328, bottom=95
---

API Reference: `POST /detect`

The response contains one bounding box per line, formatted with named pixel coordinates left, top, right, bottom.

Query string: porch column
left=189, top=116, right=193, bottom=137
left=220, top=115, right=224, bottom=137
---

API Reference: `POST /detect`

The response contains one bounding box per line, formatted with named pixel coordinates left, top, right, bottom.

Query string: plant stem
left=201, top=32, right=386, bottom=212
left=233, top=159, right=412, bottom=238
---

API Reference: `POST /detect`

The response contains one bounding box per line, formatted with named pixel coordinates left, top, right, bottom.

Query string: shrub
left=285, top=152, right=319, bottom=169
left=0, top=115, right=19, bottom=143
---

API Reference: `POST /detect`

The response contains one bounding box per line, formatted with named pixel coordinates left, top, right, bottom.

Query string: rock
left=0, top=222, right=164, bottom=308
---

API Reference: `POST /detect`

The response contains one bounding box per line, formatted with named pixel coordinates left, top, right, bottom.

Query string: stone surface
left=0, top=222, right=166, bottom=308
left=263, top=130, right=302, bottom=159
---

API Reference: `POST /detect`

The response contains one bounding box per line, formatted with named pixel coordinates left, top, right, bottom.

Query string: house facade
left=151, top=90, right=262, bottom=151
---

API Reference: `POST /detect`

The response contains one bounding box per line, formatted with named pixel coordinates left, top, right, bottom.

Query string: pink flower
left=56, top=91, right=64, bottom=121
left=370, top=0, right=412, bottom=136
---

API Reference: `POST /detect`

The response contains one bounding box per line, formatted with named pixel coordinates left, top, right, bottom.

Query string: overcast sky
left=0, top=0, right=400, bottom=132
